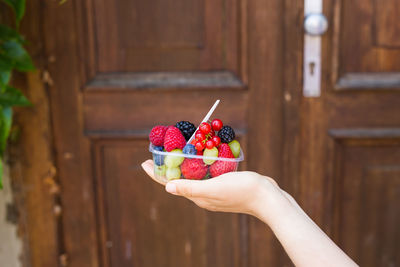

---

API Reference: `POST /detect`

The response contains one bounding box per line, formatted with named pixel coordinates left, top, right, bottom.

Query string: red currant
left=195, top=131, right=206, bottom=141
left=209, top=129, right=215, bottom=137
left=212, top=136, right=221, bottom=147
left=199, top=122, right=211, bottom=135
left=205, top=140, right=215, bottom=149
left=211, top=119, right=223, bottom=131
left=195, top=141, right=205, bottom=151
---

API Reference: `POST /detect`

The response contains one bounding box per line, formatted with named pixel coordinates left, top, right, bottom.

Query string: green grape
left=165, top=149, right=184, bottom=168
left=228, top=140, right=241, bottom=158
left=154, top=165, right=166, bottom=177
left=166, top=167, right=181, bottom=180
left=203, top=147, right=218, bottom=165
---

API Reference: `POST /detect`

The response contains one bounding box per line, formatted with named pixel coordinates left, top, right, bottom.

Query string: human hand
left=141, top=159, right=285, bottom=219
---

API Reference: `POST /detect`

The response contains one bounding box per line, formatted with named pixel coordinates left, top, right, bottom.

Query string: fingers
left=165, top=179, right=218, bottom=198
left=141, top=160, right=167, bottom=186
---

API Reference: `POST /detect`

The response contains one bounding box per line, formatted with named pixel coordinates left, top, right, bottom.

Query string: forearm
left=255, top=182, right=358, bottom=267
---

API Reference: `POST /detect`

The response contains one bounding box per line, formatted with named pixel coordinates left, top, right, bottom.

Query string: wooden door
left=41, top=0, right=286, bottom=266
left=38, top=0, right=400, bottom=266
left=284, top=1, right=400, bottom=267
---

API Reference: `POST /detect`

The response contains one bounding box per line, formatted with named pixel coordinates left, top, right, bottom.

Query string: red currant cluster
left=191, top=119, right=223, bottom=152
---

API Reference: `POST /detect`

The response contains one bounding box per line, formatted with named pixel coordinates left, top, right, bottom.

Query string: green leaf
left=0, top=54, right=14, bottom=72
left=0, top=106, right=12, bottom=156
left=0, top=25, right=24, bottom=42
left=2, top=0, right=26, bottom=23
left=0, top=86, right=31, bottom=106
left=1, top=40, right=35, bottom=71
left=0, top=72, right=11, bottom=89
left=0, top=160, right=3, bottom=189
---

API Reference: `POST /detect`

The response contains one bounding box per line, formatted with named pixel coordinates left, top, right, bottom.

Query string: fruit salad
left=149, top=119, right=244, bottom=181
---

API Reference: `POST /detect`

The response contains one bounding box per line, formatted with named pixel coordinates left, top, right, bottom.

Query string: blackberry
left=218, top=125, right=235, bottom=143
left=175, top=121, right=196, bottom=141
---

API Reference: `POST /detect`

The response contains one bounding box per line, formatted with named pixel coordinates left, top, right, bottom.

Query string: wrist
left=251, top=176, right=295, bottom=225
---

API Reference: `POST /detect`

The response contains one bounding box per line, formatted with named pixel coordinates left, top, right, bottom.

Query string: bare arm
left=142, top=160, right=358, bottom=267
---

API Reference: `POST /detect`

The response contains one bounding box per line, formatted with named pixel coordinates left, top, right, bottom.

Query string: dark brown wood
left=336, top=73, right=400, bottom=90
left=246, top=0, right=285, bottom=266
left=42, top=1, right=100, bottom=266
left=10, top=72, right=60, bottom=267
left=14, top=0, right=400, bottom=266
left=332, top=138, right=400, bottom=266
left=41, top=0, right=255, bottom=266
left=281, top=0, right=304, bottom=265
left=93, top=139, right=242, bottom=267
left=294, top=1, right=400, bottom=266
left=85, top=71, right=245, bottom=91
left=94, top=0, right=240, bottom=73
left=6, top=0, right=60, bottom=266
left=374, top=0, right=400, bottom=47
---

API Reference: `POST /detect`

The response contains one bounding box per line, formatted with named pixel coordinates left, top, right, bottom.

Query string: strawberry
left=163, top=126, right=186, bottom=152
left=149, top=125, right=167, bottom=146
left=217, top=143, right=234, bottom=158
left=209, top=144, right=237, bottom=177
left=181, top=158, right=208, bottom=180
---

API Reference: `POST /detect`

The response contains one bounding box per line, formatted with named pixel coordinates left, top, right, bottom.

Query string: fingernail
left=166, top=183, right=177, bottom=194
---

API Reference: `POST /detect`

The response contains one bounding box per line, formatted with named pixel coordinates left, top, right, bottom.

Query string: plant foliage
left=0, top=0, right=33, bottom=188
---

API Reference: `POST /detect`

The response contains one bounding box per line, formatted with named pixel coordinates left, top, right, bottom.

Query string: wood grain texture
left=246, top=0, right=285, bottom=266
left=374, top=0, right=400, bottom=47
left=42, top=0, right=99, bottom=266
left=94, top=0, right=240, bottom=73
left=331, top=0, right=400, bottom=89
left=10, top=72, right=60, bottom=267
left=85, top=71, right=245, bottom=91
left=298, top=1, right=400, bottom=266
left=42, top=0, right=253, bottom=266
left=332, top=141, right=400, bottom=266
left=83, top=92, right=247, bottom=132
left=280, top=0, right=304, bottom=265
left=336, top=73, right=400, bottom=90
left=94, top=140, right=242, bottom=267
left=6, top=0, right=60, bottom=266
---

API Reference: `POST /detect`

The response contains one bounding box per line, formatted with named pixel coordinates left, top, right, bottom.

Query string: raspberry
left=175, top=121, right=196, bottom=141
left=218, top=126, right=235, bottom=143
left=149, top=125, right=167, bottom=146
left=163, top=126, right=186, bottom=152
left=209, top=144, right=237, bottom=177
left=181, top=158, right=208, bottom=180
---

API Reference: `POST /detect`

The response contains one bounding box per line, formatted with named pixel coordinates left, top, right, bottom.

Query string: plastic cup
left=149, top=144, right=244, bottom=183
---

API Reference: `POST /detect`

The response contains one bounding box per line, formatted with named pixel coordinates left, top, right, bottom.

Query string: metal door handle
left=303, top=0, right=328, bottom=97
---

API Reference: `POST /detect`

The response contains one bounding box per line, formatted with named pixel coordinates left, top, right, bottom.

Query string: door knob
left=303, top=0, right=327, bottom=97
left=304, top=13, right=328, bottom=36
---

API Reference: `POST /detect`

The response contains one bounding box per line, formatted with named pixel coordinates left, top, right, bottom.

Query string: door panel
left=94, top=0, right=240, bottom=72
left=86, top=0, right=246, bottom=266
left=329, top=135, right=400, bottom=267
left=95, top=140, right=241, bottom=266
left=333, top=0, right=400, bottom=89
left=40, top=0, right=400, bottom=266
left=297, top=1, right=400, bottom=266
left=43, top=0, right=284, bottom=266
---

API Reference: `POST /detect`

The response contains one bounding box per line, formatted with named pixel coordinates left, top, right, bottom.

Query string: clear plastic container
left=149, top=144, right=244, bottom=183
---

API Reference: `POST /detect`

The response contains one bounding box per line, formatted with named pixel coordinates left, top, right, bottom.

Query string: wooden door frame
left=11, top=0, right=307, bottom=266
